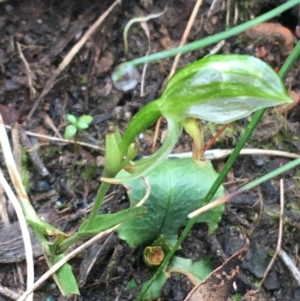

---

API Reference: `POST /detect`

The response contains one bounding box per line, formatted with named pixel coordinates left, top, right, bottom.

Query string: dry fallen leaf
left=245, top=22, right=294, bottom=56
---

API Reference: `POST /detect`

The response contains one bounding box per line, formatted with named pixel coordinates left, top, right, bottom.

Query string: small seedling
left=64, top=114, right=93, bottom=139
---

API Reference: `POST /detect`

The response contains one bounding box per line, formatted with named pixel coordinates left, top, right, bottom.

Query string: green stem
left=136, top=32, right=300, bottom=301
left=58, top=231, right=85, bottom=253
left=123, top=0, right=300, bottom=68
left=85, top=181, right=111, bottom=229
left=241, top=157, right=300, bottom=192
left=118, top=100, right=161, bottom=157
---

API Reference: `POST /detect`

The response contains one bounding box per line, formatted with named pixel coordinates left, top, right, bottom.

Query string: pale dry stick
left=0, top=116, right=34, bottom=301
left=43, top=113, right=63, bottom=139
left=168, top=0, right=203, bottom=79
left=27, top=0, right=121, bottom=119
left=279, top=249, right=300, bottom=285
left=0, top=181, right=9, bottom=223
left=0, top=170, right=33, bottom=301
left=123, top=9, right=167, bottom=55
left=259, top=178, right=284, bottom=287
left=16, top=42, right=36, bottom=100
left=151, top=117, right=162, bottom=153
left=17, top=226, right=119, bottom=301
left=188, top=196, right=226, bottom=218
left=168, top=149, right=300, bottom=160
left=4, top=124, right=300, bottom=160
left=233, top=2, right=239, bottom=25
left=123, top=9, right=166, bottom=96
left=0, top=283, right=21, bottom=300
left=11, top=124, right=22, bottom=174
left=205, top=40, right=225, bottom=56
left=226, top=0, right=232, bottom=27
left=207, top=0, right=224, bottom=18
left=4, top=125, right=105, bottom=152
left=139, top=21, right=150, bottom=97
left=17, top=177, right=151, bottom=301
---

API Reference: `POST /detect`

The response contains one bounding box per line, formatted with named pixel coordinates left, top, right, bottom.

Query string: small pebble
left=35, top=180, right=50, bottom=192
left=251, top=154, right=264, bottom=167
left=4, top=79, right=20, bottom=91
left=5, top=4, right=14, bottom=12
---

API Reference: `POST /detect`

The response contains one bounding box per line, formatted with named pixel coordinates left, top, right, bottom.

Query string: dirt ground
left=1, top=0, right=300, bottom=300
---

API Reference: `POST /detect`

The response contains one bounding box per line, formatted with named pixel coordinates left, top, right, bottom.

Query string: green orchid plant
left=102, top=54, right=291, bottom=184
left=11, top=54, right=292, bottom=299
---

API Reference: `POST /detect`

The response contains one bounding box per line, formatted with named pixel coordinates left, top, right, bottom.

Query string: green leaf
left=159, top=55, right=292, bottom=123
left=64, top=125, right=77, bottom=139
left=125, top=278, right=138, bottom=290
left=117, top=158, right=224, bottom=248
left=66, top=114, right=77, bottom=125
left=167, top=256, right=211, bottom=284
left=141, top=256, right=211, bottom=300
left=104, top=132, right=124, bottom=177
left=45, top=254, right=79, bottom=295
left=78, top=115, right=93, bottom=125
left=79, top=206, right=147, bottom=235
left=76, top=121, right=89, bottom=130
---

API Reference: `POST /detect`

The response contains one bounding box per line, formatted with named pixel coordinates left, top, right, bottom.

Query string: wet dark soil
left=1, top=0, right=300, bottom=300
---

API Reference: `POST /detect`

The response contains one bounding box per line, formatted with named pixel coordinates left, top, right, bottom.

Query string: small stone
left=263, top=271, right=280, bottom=290
left=35, top=180, right=50, bottom=192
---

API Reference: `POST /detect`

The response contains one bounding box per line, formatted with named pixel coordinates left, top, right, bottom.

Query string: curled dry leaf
left=184, top=238, right=249, bottom=301
left=245, top=22, right=294, bottom=56
left=0, top=104, right=22, bottom=125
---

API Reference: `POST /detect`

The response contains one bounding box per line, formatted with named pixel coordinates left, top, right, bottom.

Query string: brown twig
left=203, top=123, right=229, bottom=152
left=19, top=127, right=50, bottom=177
left=16, top=42, right=36, bottom=100
left=151, top=117, right=162, bottom=152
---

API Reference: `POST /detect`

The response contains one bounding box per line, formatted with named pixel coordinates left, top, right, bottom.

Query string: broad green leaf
left=167, top=256, right=211, bottom=284
left=117, top=158, right=224, bottom=248
left=45, top=254, right=79, bottom=295
left=159, top=55, right=292, bottom=123
left=66, top=114, right=77, bottom=124
left=79, top=206, right=147, bottom=235
left=141, top=256, right=211, bottom=300
left=64, top=125, right=77, bottom=139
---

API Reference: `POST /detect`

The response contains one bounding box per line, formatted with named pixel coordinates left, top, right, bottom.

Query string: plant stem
left=58, top=232, right=82, bottom=253
left=123, top=0, right=300, bottom=68
left=85, top=181, right=111, bottom=229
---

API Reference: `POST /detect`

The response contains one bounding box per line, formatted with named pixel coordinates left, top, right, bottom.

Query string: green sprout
left=64, top=114, right=93, bottom=140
